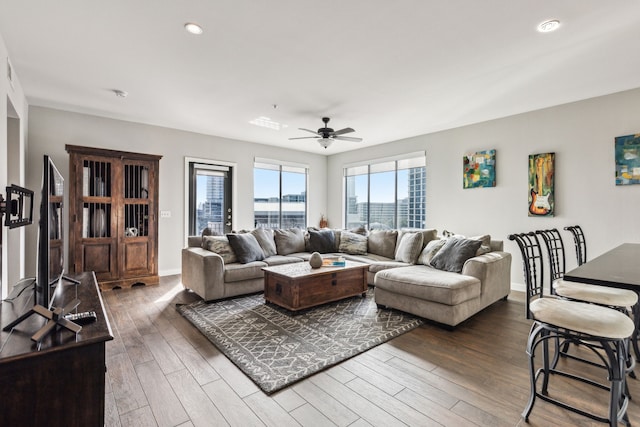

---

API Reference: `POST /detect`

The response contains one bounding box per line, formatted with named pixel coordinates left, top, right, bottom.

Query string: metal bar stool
left=564, top=225, right=587, bottom=265
left=564, top=225, right=640, bottom=363
left=536, top=229, right=637, bottom=370
left=509, top=232, right=634, bottom=426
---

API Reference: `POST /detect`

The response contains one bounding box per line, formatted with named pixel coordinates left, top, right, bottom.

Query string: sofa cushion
left=274, top=228, right=306, bottom=255
left=202, top=235, right=237, bottom=263
left=375, top=265, right=481, bottom=305
left=394, top=232, right=424, bottom=264
left=251, top=228, right=277, bottom=257
left=430, top=238, right=482, bottom=273
left=339, top=230, right=368, bottom=255
left=418, top=239, right=446, bottom=266
left=224, top=260, right=267, bottom=283
left=368, top=261, right=411, bottom=273
left=227, top=233, right=265, bottom=264
left=263, top=255, right=304, bottom=266
left=308, top=229, right=336, bottom=253
left=367, top=230, right=398, bottom=258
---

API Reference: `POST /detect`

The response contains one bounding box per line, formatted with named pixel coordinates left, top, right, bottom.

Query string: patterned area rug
left=177, top=289, right=423, bottom=394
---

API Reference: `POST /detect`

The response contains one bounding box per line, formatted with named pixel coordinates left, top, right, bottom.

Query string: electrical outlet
left=160, top=211, right=171, bottom=218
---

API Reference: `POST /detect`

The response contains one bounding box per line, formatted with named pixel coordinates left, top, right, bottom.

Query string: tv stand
left=0, top=272, right=113, bottom=427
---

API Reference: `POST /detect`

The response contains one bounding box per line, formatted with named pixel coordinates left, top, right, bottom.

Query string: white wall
left=26, top=107, right=328, bottom=276
left=327, top=88, right=640, bottom=288
left=0, top=32, right=28, bottom=298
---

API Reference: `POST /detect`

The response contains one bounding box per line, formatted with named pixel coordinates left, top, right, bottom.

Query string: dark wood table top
left=0, top=272, right=113, bottom=362
left=564, top=243, right=640, bottom=291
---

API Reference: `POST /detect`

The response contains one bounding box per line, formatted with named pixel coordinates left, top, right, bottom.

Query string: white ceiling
left=2, top=1, right=640, bottom=154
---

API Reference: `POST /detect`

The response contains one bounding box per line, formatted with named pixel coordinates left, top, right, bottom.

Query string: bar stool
left=536, top=228, right=637, bottom=377
left=509, top=232, right=633, bottom=426
left=564, top=225, right=587, bottom=265
left=536, top=228, right=638, bottom=312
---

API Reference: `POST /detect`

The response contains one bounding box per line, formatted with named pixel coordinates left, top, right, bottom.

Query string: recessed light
left=184, top=22, right=203, bottom=35
left=538, top=19, right=560, bottom=33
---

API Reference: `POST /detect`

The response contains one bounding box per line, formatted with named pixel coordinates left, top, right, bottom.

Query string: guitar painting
left=528, top=153, right=555, bottom=217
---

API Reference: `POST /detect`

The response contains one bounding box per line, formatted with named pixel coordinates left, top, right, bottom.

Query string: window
left=344, top=153, right=426, bottom=229
left=254, top=158, right=307, bottom=229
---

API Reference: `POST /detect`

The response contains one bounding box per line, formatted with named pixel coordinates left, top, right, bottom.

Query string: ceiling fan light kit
left=289, top=117, right=362, bottom=149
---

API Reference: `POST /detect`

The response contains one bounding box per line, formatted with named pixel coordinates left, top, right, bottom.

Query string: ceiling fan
left=289, top=117, right=363, bottom=149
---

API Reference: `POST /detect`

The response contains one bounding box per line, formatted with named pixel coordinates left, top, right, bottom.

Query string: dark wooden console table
left=0, top=272, right=113, bottom=427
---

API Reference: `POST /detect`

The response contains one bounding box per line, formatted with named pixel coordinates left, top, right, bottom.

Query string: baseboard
left=510, top=282, right=525, bottom=292
left=159, top=268, right=181, bottom=277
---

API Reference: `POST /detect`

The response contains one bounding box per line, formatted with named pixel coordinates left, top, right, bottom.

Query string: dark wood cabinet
left=66, top=145, right=162, bottom=290
left=0, top=272, right=113, bottom=427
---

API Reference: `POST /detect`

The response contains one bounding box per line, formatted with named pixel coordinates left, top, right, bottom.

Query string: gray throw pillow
left=394, top=232, right=424, bottom=264
left=367, top=230, right=398, bottom=259
left=227, top=233, right=265, bottom=264
left=339, top=230, right=368, bottom=255
left=430, top=238, right=482, bottom=273
left=251, top=228, right=277, bottom=257
left=273, top=228, right=306, bottom=255
left=202, top=235, right=238, bottom=263
left=308, top=229, right=336, bottom=253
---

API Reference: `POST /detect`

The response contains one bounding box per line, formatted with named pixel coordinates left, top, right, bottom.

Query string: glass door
left=188, top=162, right=232, bottom=235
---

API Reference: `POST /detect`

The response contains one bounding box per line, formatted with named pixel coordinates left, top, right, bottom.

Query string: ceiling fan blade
left=334, top=136, right=363, bottom=142
left=289, top=136, right=318, bottom=140
left=299, top=128, right=321, bottom=136
left=332, top=127, right=355, bottom=136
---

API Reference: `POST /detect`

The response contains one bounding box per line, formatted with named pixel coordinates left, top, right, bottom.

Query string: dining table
left=564, top=243, right=640, bottom=359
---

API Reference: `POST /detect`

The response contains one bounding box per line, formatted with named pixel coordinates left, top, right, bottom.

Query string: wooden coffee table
left=262, top=261, right=368, bottom=311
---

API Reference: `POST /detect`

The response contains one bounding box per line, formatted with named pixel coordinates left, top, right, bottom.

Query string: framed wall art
left=615, top=133, right=640, bottom=185
left=528, top=152, right=554, bottom=217
left=463, top=149, right=496, bottom=188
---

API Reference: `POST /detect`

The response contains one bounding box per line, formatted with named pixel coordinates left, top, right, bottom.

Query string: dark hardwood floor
left=103, top=275, right=640, bottom=426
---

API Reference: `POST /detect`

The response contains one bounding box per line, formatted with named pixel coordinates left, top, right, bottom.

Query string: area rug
left=177, top=289, right=423, bottom=394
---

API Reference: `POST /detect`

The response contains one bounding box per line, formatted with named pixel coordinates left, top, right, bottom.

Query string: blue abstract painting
left=615, top=134, right=640, bottom=185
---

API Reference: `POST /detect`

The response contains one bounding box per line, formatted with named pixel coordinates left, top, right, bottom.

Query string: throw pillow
left=430, top=238, right=482, bottom=273
left=339, top=230, right=368, bottom=255
left=367, top=230, right=398, bottom=259
left=200, top=226, right=221, bottom=248
left=394, top=232, right=424, bottom=264
left=418, top=238, right=446, bottom=266
left=273, top=228, right=306, bottom=255
left=227, top=233, right=265, bottom=264
left=471, top=234, right=492, bottom=256
left=308, top=229, right=336, bottom=253
left=202, top=235, right=238, bottom=263
left=442, top=230, right=492, bottom=256
left=251, top=228, right=277, bottom=257
left=349, top=226, right=368, bottom=236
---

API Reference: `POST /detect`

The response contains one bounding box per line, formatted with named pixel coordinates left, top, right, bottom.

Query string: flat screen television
left=35, top=155, right=65, bottom=308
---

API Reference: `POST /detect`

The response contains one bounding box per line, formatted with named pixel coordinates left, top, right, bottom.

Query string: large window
left=344, top=153, right=425, bottom=229
left=254, top=159, right=307, bottom=229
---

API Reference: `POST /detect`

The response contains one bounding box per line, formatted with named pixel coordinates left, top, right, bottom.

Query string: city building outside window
left=344, top=153, right=425, bottom=230
left=254, top=158, right=308, bottom=229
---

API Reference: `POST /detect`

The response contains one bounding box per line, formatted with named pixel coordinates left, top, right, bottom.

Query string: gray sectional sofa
left=181, top=227, right=512, bottom=327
